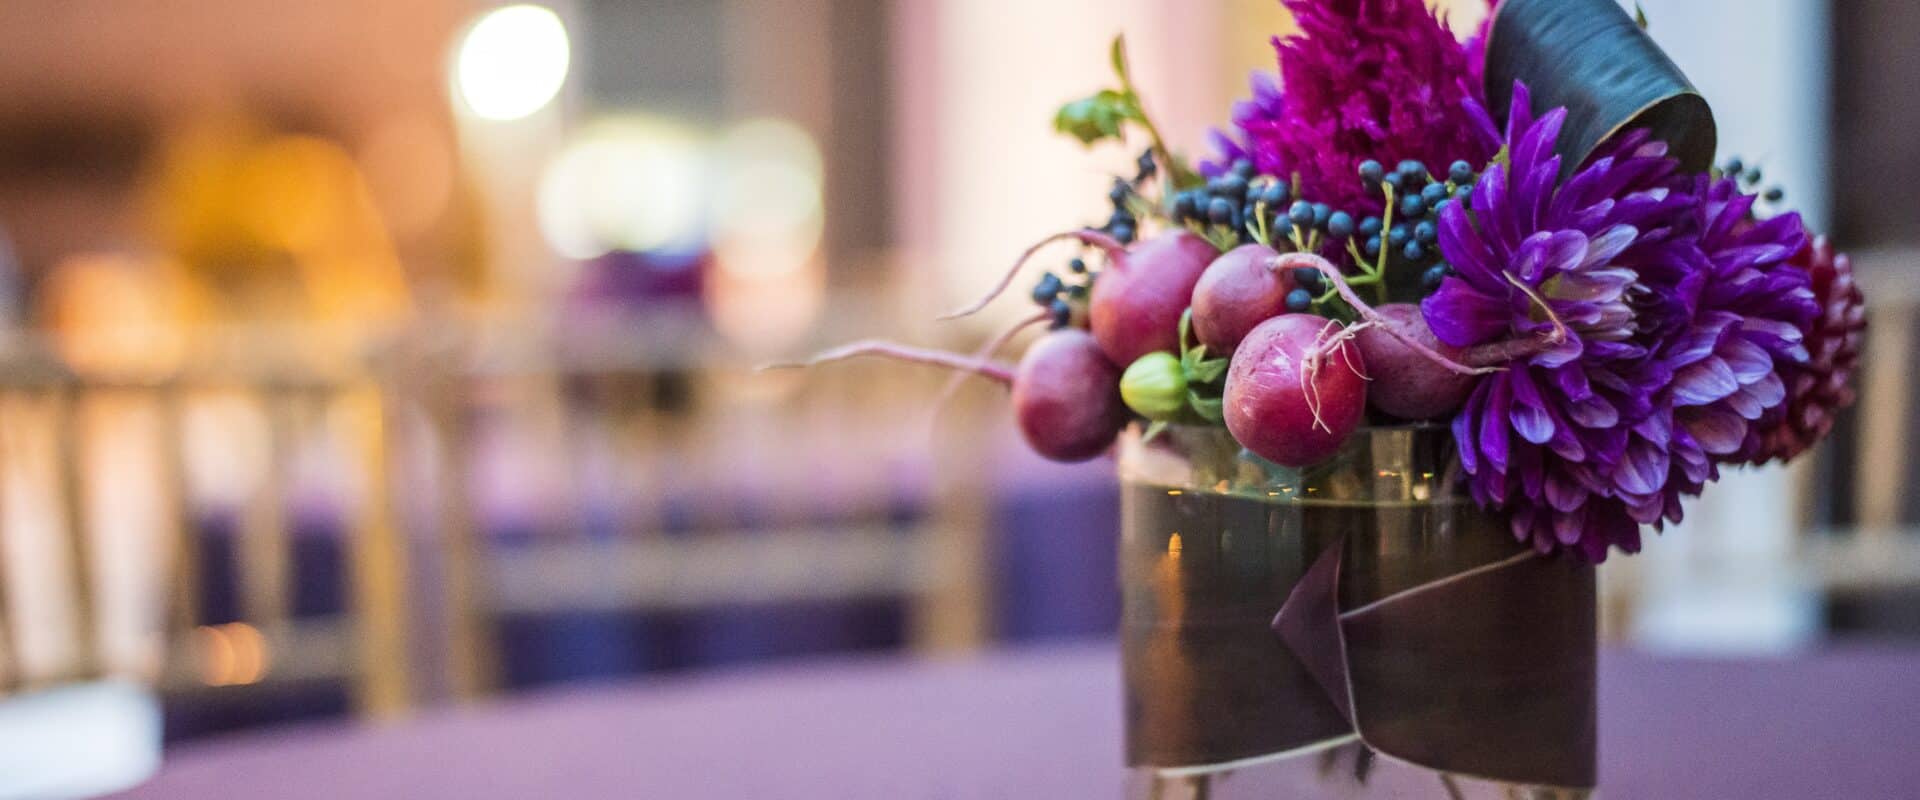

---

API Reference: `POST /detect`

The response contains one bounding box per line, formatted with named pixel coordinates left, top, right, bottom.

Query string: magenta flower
left=1208, top=0, right=1498, bottom=215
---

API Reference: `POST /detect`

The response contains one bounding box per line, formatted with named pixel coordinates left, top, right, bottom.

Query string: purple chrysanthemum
left=1637, top=176, right=1814, bottom=515
left=1422, top=84, right=1698, bottom=561
left=1206, top=0, right=1499, bottom=215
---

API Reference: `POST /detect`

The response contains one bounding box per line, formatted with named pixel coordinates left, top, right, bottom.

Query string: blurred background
left=0, top=0, right=1909, bottom=794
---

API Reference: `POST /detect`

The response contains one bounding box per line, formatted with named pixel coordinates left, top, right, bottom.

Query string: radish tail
left=764, top=340, right=1015, bottom=387
left=939, top=229, right=1126, bottom=321
left=933, top=311, right=1049, bottom=410
left=1306, top=255, right=1500, bottom=377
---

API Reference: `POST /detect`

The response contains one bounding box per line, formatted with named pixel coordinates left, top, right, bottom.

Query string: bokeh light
left=455, top=4, right=571, bottom=122
left=536, top=117, right=710, bottom=259
left=710, top=118, right=825, bottom=280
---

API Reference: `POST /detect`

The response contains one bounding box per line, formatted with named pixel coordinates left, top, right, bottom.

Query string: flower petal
left=1685, top=408, right=1748, bottom=455
left=1507, top=371, right=1556, bottom=444
left=1672, top=358, right=1739, bottom=406
left=1421, top=279, right=1510, bottom=347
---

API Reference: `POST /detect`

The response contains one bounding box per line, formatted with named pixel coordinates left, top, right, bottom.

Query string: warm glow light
left=710, top=119, right=824, bottom=280
left=704, top=119, right=826, bottom=351
left=39, top=253, right=192, bottom=376
left=455, top=5, right=570, bottom=121
left=196, top=622, right=271, bottom=687
left=536, top=117, right=709, bottom=259
left=704, top=257, right=825, bottom=356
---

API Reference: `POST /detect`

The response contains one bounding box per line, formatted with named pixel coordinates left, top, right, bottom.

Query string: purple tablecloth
left=114, top=642, right=1920, bottom=799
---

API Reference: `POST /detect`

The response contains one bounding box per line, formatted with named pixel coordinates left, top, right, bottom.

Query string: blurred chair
left=0, top=345, right=165, bottom=798
left=1802, top=249, right=1920, bottom=623
left=0, top=327, right=429, bottom=748
left=405, top=301, right=998, bottom=684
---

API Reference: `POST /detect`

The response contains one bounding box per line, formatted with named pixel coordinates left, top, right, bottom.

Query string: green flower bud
left=1120, top=352, right=1188, bottom=421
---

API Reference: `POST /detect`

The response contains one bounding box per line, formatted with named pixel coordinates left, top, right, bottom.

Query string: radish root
left=940, top=229, right=1125, bottom=321
left=1302, top=254, right=1504, bottom=376
left=1300, top=318, right=1353, bottom=435
left=933, top=311, right=1049, bottom=410
left=765, top=340, right=1015, bottom=387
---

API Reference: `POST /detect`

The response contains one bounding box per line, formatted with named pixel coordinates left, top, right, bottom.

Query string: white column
left=1622, top=0, right=1832, bottom=654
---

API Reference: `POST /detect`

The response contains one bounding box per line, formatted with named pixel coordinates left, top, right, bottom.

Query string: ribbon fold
left=1273, top=538, right=1598, bottom=789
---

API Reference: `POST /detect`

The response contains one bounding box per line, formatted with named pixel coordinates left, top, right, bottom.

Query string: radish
left=1354, top=303, right=1477, bottom=420
left=1224, top=314, right=1368, bottom=467
left=943, top=229, right=1217, bottom=369
left=1088, top=230, right=1218, bottom=365
left=1189, top=244, right=1297, bottom=353
left=785, top=329, right=1126, bottom=463
left=1011, top=329, right=1130, bottom=462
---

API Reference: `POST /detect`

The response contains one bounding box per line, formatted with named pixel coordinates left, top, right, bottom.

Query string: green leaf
left=1178, top=308, right=1194, bottom=355
left=1110, top=35, right=1130, bottom=82
left=1141, top=420, right=1170, bottom=444
left=1186, top=357, right=1229, bottom=386
left=1187, top=391, right=1225, bottom=424
left=1201, top=226, right=1242, bottom=253
left=1486, top=0, right=1715, bottom=175
left=1634, top=2, right=1650, bottom=29
left=1052, top=96, right=1126, bottom=146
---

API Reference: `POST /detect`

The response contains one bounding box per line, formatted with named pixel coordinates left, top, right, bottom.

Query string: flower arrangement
left=803, top=0, right=1863, bottom=567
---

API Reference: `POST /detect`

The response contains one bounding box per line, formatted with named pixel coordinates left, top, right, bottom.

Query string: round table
left=113, top=642, right=1920, bottom=799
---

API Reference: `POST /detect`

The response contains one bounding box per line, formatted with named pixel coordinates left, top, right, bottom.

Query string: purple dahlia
left=1206, top=0, right=1499, bottom=215
left=1637, top=176, right=1814, bottom=518
left=1422, top=84, right=1698, bottom=561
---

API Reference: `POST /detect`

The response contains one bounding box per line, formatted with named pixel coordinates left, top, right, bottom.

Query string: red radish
left=1088, top=230, right=1219, bottom=365
left=1190, top=244, right=1294, bottom=353
left=1355, top=303, right=1478, bottom=420
left=1224, top=314, right=1368, bottom=467
left=784, top=330, right=1125, bottom=463
left=1011, top=329, right=1129, bottom=462
left=940, top=227, right=1214, bottom=368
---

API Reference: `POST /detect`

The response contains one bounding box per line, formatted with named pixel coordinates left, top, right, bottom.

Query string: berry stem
left=1110, top=36, right=1200, bottom=191
left=767, top=340, right=1015, bottom=387
left=941, top=229, right=1125, bottom=320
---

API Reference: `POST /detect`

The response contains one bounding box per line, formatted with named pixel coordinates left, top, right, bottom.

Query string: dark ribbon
left=1272, top=539, right=1597, bottom=789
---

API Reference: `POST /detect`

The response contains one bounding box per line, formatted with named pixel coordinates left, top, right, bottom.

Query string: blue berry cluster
left=1161, top=156, right=1477, bottom=299
left=1168, top=159, right=1365, bottom=250
left=1285, top=265, right=1326, bottom=313
left=1168, top=159, right=1276, bottom=242
left=1721, top=157, right=1785, bottom=204
left=1355, top=158, right=1475, bottom=292
left=1099, top=150, right=1161, bottom=246
left=1031, top=260, right=1091, bottom=330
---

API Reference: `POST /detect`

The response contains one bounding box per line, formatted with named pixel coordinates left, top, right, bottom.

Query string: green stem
left=1376, top=182, right=1397, bottom=277
left=1111, top=37, right=1200, bottom=190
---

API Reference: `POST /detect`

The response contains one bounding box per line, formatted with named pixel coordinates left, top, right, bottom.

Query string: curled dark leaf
left=1485, top=0, right=1716, bottom=175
